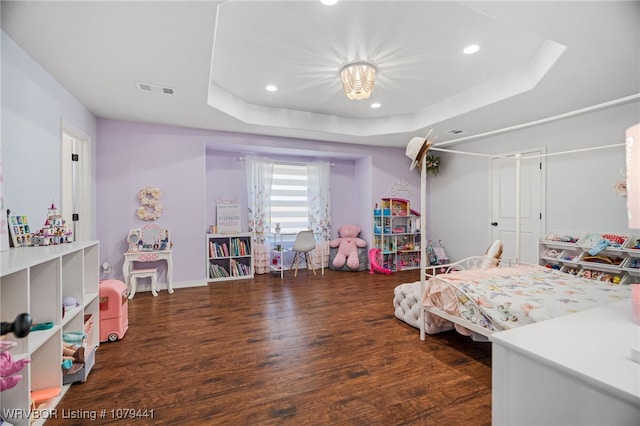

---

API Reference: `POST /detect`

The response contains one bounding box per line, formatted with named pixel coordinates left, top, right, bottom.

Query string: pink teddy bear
left=330, top=224, right=367, bottom=270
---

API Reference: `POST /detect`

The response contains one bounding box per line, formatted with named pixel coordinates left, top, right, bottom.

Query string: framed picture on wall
left=8, top=214, right=32, bottom=247
left=216, top=203, right=241, bottom=234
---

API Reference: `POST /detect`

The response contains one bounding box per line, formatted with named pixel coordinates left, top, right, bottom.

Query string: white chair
left=290, top=230, right=317, bottom=277
left=128, top=267, right=158, bottom=299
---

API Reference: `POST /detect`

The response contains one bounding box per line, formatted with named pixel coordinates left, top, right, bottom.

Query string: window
left=245, top=156, right=330, bottom=251
left=270, top=163, right=309, bottom=235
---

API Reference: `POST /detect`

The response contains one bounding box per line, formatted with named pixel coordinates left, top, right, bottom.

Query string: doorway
left=490, top=147, right=545, bottom=263
left=61, top=124, right=92, bottom=241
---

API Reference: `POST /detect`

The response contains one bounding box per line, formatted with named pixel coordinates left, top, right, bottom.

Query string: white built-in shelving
left=539, top=230, right=640, bottom=285
left=0, top=241, right=100, bottom=426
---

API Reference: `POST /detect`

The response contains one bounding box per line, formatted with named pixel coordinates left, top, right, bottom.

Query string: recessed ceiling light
left=448, top=129, right=464, bottom=134
left=370, top=103, right=381, bottom=109
left=265, top=85, right=278, bottom=92
left=463, top=44, right=480, bottom=55
left=321, top=0, right=339, bottom=5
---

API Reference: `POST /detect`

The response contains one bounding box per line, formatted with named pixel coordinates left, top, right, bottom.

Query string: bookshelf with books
left=206, top=232, right=254, bottom=282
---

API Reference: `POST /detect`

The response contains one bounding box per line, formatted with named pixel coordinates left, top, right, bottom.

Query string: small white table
left=490, top=298, right=640, bottom=425
left=123, top=250, right=174, bottom=295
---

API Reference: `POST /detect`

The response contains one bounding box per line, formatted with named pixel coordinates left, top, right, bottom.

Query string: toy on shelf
left=380, top=198, right=420, bottom=217
left=1, top=313, right=32, bottom=392
left=31, top=202, right=73, bottom=246
left=8, top=212, right=32, bottom=247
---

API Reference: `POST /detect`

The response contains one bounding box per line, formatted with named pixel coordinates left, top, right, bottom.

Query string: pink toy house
left=99, top=280, right=129, bottom=342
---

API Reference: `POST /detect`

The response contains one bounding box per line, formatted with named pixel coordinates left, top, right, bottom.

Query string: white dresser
left=491, top=299, right=640, bottom=425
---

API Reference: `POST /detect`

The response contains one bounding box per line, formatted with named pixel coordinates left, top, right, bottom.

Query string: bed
left=398, top=132, right=633, bottom=341
left=417, top=256, right=632, bottom=340
left=393, top=241, right=503, bottom=333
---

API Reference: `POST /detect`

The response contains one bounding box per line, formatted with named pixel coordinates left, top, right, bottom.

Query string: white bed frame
left=420, top=256, right=516, bottom=341
left=413, top=137, right=626, bottom=342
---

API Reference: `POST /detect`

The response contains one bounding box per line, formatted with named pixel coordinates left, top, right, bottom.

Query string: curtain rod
left=238, top=156, right=335, bottom=167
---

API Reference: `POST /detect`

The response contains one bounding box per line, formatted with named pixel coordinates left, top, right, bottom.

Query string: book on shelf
left=209, top=241, right=231, bottom=258
left=230, top=238, right=249, bottom=257
left=209, top=263, right=230, bottom=278
left=230, top=259, right=250, bottom=276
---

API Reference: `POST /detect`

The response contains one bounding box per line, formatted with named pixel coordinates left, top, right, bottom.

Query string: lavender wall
left=98, top=119, right=420, bottom=285
left=202, top=132, right=417, bottom=246
left=2, top=32, right=97, bottom=233
left=97, top=120, right=207, bottom=284
left=204, top=150, right=366, bottom=240
left=428, top=100, right=640, bottom=262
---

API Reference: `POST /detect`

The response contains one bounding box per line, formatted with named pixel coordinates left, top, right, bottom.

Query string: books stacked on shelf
left=230, top=259, right=251, bottom=276
left=209, top=241, right=229, bottom=258
left=230, top=238, right=250, bottom=257
left=206, top=233, right=254, bottom=282
left=209, top=263, right=230, bottom=278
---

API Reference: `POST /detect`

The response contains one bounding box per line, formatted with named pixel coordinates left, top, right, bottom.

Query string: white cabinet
left=0, top=241, right=100, bottom=426
left=539, top=230, right=639, bottom=284
left=206, top=233, right=253, bottom=282
left=491, top=299, right=640, bottom=425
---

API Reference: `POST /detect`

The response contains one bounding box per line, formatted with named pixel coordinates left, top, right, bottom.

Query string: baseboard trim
left=132, top=280, right=208, bottom=293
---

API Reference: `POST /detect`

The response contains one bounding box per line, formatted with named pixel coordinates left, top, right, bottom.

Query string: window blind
left=270, top=163, right=309, bottom=234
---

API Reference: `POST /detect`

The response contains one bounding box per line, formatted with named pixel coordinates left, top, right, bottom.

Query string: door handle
left=491, top=222, right=498, bottom=227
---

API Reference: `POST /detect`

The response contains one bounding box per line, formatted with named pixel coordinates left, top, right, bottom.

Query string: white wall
left=1, top=32, right=97, bottom=236
left=428, top=100, right=640, bottom=262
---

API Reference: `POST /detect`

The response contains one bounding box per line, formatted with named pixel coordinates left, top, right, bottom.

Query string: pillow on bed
left=479, top=240, right=503, bottom=269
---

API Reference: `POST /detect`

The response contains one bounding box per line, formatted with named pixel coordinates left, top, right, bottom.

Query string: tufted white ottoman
left=393, top=281, right=422, bottom=329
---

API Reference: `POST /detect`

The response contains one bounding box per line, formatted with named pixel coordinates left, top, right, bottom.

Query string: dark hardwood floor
left=48, top=269, right=491, bottom=425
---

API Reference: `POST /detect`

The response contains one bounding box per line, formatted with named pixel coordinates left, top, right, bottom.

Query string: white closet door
left=62, top=125, right=93, bottom=241
left=490, top=149, right=544, bottom=263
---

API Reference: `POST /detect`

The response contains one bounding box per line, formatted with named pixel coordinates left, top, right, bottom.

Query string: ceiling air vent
left=136, top=82, right=175, bottom=95
left=448, top=129, right=464, bottom=134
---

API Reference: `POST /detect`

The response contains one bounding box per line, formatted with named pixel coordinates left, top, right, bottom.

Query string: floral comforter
left=421, top=264, right=631, bottom=335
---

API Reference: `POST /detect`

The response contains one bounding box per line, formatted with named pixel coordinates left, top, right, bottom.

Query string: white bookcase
left=206, top=233, right=254, bottom=282
left=0, top=241, right=100, bottom=426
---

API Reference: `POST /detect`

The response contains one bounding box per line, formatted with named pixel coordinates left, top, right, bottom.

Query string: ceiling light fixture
left=265, top=84, right=278, bottom=92
left=340, top=62, right=376, bottom=100
left=320, top=0, right=339, bottom=5
left=463, top=44, right=480, bottom=55
left=370, top=103, right=381, bottom=109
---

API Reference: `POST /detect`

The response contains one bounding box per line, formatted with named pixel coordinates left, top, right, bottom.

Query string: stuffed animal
left=0, top=349, right=30, bottom=392
left=330, top=224, right=367, bottom=270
